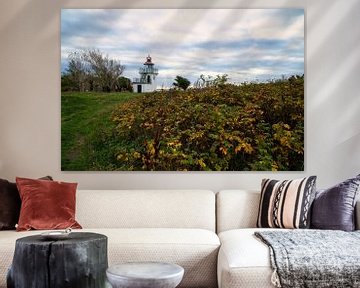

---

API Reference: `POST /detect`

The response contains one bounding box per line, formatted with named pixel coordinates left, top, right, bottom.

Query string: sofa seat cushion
left=0, top=228, right=219, bottom=288
left=101, top=228, right=220, bottom=288
left=218, top=228, right=281, bottom=288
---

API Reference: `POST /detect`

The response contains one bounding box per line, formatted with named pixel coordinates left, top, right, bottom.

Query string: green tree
left=64, top=53, right=88, bottom=92
left=85, top=49, right=125, bottom=92
left=61, top=74, right=77, bottom=92
left=173, top=75, right=191, bottom=90
left=117, top=76, right=133, bottom=92
left=62, top=49, right=125, bottom=92
left=213, top=74, right=229, bottom=87
left=194, top=74, right=228, bottom=88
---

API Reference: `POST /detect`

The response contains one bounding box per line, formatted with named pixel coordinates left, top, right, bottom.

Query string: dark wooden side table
left=7, top=232, right=108, bottom=288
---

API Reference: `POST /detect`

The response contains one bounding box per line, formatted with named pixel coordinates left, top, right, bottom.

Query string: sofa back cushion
left=216, top=190, right=260, bottom=233
left=76, top=190, right=216, bottom=231
left=217, top=189, right=360, bottom=233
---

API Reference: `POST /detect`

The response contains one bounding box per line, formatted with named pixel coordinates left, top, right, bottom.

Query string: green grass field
left=61, top=91, right=142, bottom=170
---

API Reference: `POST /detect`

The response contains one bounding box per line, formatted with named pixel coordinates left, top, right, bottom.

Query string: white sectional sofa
left=1, top=189, right=359, bottom=288
left=0, top=190, right=220, bottom=288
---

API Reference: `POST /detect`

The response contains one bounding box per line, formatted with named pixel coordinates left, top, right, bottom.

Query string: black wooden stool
left=7, top=232, right=108, bottom=288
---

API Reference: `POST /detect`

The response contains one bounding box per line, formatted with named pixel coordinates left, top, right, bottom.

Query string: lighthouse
left=132, top=55, right=159, bottom=93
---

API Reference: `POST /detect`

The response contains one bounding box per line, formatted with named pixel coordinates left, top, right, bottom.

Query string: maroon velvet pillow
left=16, top=177, right=82, bottom=231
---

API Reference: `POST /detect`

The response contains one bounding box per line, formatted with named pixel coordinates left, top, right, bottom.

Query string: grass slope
left=61, top=91, right=141, bottom=170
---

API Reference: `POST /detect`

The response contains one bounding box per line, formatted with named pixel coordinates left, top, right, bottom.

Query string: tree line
left=61, top=49, right=132, bottom=92
left=62, top=49, right=289, bottom=94
left=172, top=74, right=229, bottom=91
left=62, top=49, right=231, bottom=93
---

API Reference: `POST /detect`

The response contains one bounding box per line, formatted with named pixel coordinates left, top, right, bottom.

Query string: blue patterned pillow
left=311, top=174, right=360, bottom=231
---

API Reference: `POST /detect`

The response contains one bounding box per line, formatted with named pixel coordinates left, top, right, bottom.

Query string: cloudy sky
left=61, top=9, right=304, bottom=88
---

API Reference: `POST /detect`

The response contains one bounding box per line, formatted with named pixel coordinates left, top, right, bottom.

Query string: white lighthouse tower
left=132, top=55, right=159, bottom=93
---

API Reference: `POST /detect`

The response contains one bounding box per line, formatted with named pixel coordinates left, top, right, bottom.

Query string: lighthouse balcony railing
left=133, top=78, right=142, bottom=83
left=139, top=67, right=158, bottom=74
left=133, top=77, right=149, bottom=84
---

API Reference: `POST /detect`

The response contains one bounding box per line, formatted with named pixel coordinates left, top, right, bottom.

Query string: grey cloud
left=61, top=9, right=124, bottom=46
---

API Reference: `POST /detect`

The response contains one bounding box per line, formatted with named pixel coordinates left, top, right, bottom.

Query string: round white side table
left=106, top=262, right=184, bottom=288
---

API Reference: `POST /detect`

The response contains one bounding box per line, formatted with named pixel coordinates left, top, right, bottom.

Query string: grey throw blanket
left=255, top=230, right=360, bottom=288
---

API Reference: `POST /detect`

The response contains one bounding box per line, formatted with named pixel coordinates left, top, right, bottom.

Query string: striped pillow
left=257, top=176, right=317, bottom=229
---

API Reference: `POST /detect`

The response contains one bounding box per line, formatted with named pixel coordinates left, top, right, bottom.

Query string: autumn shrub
left=111, top=75, right=304, bottom=171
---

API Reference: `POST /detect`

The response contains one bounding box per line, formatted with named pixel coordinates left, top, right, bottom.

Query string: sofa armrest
left=356, top=200, right=360, bottom=230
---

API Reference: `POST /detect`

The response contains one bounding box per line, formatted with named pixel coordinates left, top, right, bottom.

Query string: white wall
left=0, top=0, right=359, bottom=190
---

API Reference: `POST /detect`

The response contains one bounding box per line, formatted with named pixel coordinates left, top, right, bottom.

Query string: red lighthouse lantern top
left=144, top=55, right=154, bottom=65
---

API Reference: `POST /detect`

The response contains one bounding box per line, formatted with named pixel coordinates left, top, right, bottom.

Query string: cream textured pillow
left=257, top=176, right=317, bottom=229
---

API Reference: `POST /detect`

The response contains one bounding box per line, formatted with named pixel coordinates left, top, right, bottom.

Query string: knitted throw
left=255, top=230, right=360, bottom=288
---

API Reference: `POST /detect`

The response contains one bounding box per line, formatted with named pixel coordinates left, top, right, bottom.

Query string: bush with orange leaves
left=111, top=75, right=304, bottom=171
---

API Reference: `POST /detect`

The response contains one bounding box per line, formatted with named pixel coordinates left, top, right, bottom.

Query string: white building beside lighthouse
left=132, top=55, right=159, bottom=93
